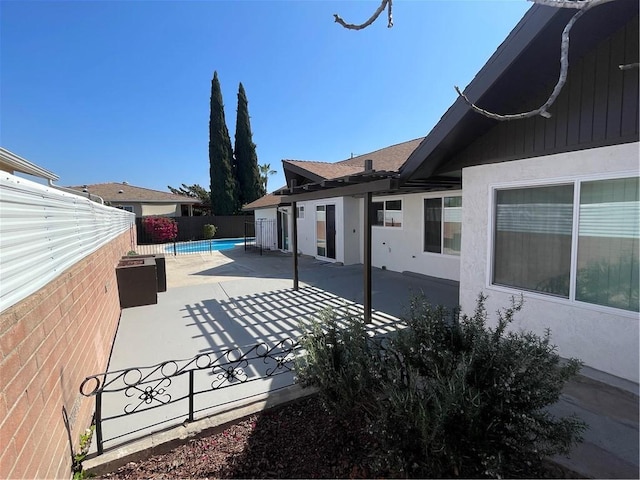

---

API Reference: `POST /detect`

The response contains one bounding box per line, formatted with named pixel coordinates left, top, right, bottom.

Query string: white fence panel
left=0, top=172, right=135, bottom=312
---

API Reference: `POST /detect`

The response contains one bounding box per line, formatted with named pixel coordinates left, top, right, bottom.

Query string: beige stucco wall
left=140, top=203, right=180, bottom=217
left=460, top=142, right=640, bottom=383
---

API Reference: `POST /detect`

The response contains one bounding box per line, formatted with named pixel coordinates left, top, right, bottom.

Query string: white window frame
left=117, top=205, right=134, bottom=213
left=372, top=197, right=403, bottom=229
left=422, top=192, right=462, bottom=257
left=296, top=205, right=305, bottom=219
left=487, top=171, right=639, bottom=317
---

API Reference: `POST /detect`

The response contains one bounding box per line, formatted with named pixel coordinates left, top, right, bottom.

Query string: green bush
left=203, top=224, right=217, bottom=239
left=295, top=294, right=586, bottom=478
left=296, top=308, right=382, bottom=418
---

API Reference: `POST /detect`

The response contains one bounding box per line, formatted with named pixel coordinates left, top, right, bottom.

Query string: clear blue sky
left=1, top=0, right=531, bottom=193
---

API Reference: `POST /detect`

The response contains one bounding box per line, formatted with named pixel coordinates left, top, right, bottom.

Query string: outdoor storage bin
left=116, top=257, right=158, bottom=308
left=122, top=254, right=166, bottom=292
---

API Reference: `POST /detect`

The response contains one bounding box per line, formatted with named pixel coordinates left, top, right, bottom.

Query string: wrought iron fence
left=244, top=219, right=277, bottom=255
left=134, top=237, right=252, bottom=256
left=80, top=338, right=300, bottom=455
left=136, top=215, right=252, bottom=244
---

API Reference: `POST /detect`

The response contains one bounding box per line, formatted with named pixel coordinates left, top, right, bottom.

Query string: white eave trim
left=0, top=147, right=59, bottom=181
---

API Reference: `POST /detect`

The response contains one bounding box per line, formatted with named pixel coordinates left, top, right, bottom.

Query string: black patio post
left=290, top=180, right=299, bottom=291
left=364, top=191, right=372, bottom=323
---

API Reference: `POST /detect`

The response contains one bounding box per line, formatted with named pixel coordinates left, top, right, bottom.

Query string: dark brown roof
left=283, top=137, right=423, bottom=183
left=282, top=161, right=362, bottom=181
left=242, top=193, right=287, bottom=211
left=337, top=138, right=424, bottom=173
left=66, top=183, right=200, bottom=204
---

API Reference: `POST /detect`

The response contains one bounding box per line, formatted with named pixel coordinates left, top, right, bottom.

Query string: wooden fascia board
left=282, top=178, right=398, bottom=202
left=399, top=4, right=559, bottom=183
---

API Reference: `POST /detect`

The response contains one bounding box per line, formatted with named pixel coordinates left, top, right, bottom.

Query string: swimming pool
left=166, top=238, right=249, bottom=254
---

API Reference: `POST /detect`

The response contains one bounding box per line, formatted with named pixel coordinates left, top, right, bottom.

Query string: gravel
left=96, top=396, right=580, bottom=479
left=97, top=396, right=381, bottom=479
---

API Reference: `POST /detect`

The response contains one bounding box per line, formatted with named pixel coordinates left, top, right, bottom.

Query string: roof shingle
left=283, top=138, right=424, bottom=182
left=66, top=182, right=200, bottom=203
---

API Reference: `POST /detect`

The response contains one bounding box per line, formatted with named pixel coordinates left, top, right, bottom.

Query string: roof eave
left=0, top=147, right=59, bottom=181
left=399, top=3, right=559, bottom=182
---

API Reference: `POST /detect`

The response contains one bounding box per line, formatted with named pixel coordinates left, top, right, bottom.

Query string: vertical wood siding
left=443, top=15, right=639, bottom=171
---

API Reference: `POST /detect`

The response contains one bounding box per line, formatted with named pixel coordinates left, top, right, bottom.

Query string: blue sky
left=1, top=0, right=531, bottom=193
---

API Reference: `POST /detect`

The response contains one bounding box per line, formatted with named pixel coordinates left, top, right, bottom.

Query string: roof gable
left=283, top=138, right=423, bottom=186
left=401, top=0, right=639, bottom=183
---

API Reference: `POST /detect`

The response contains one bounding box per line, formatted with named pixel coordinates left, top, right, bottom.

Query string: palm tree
left=259, top=163, right=276, bottom=194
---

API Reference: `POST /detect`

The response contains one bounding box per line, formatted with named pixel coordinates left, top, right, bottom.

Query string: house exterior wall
left=371, top=192, right=461, bottom=281
left=295, top=198, right=348, bottom=263
left=140, top=203, right=180, bottom=217
left=342, top=197, right=362, bottom=265
left=0, top=229, right=133, bottom=479
left=110, top=202, right=141, bottom=216
left=439, top=14, right=639, bottom=176
left=283, top=192, right=461, bottom=280
left=460, top=142, right=639, bottom=383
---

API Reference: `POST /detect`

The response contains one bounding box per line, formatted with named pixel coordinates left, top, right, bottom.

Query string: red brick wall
left=0, top=229, right=134, bottom=479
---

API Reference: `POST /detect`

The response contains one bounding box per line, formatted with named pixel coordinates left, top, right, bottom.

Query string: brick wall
left=0, top=230, right=133, bottom=479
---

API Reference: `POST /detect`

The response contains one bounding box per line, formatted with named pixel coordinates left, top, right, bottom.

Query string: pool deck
left=84, top=248, right=638, bottom=479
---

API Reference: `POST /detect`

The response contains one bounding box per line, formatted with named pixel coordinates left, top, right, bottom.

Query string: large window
left=424, top=196, right=462, bottom=255
left=493, top=177, right=638, bottom=312
left=372, top=199, right=402, bottom=227
left=576, top=178, right=639, bottom=311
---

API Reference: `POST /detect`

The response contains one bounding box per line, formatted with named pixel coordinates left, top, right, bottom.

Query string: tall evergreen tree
left=233, top=82, right=263, bottom=206
left=209, top=71, right=236, bottom=215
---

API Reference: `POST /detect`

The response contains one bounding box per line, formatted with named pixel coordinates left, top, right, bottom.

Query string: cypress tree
left=209, top=71, right=236, bottom=215
left=233, top=82, right=263, bottom=206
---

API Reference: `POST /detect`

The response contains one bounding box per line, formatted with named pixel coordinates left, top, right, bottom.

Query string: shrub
left=296, top=294, right=586, bottom=478
left=204, top=224, right=217, bottom=239
left=296, top=308, right=382, bottom=418
left=142, top=216, right=178, bottom=243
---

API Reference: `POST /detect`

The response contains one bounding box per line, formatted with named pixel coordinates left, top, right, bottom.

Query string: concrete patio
left=84, top=248, right=638, bottom=479
left=85, top=249, right=458, bottom=462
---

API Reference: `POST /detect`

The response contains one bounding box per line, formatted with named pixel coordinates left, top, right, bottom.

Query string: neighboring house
left=67, top=182, right=201, bottom=217
left=0, top=146, right=59, bottom=182
left=245, top=0, right=639, bottom=384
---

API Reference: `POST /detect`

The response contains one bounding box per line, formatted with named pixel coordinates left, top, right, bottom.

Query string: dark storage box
left=116, top=257, right=158, bottom=308
left=121, top=254, right=166, bottom=292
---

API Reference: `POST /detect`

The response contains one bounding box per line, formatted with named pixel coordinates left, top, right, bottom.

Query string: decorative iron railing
left=80, top=338, right=300, bottom=455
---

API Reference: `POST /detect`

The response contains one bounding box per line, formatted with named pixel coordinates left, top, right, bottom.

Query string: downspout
left=47, top=180, right=105, bottom=205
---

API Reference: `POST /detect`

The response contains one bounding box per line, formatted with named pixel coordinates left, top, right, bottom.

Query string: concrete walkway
left=85, top=248, right=639, bottom=479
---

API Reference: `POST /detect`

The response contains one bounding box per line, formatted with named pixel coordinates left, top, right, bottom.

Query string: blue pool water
left=166, top=238, right=248, bottom=253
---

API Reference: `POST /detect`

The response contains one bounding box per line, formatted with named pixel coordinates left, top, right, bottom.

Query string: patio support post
left=364, top=191, right=372, bottom=323
left=292, top=201, right=299, bottom=291
left=290, top=180, right=299, bottom=291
